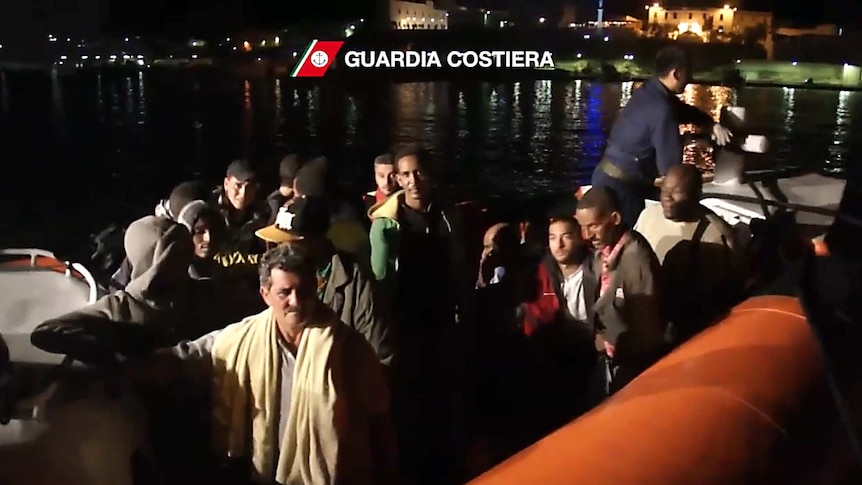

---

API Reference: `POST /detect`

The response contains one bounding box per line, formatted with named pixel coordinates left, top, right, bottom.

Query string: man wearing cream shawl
left=169, top=244, right=397, bottom=484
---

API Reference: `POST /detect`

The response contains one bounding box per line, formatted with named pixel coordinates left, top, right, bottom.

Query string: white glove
left=712, top=123, right=733, bottom=146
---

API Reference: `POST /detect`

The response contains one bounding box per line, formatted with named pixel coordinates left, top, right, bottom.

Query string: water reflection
left=706, top=85, right=731, bottom=122
left=241, top=80, right=253, bottom=144
left=274, top=79, right=283, bottom=141
left=50, top=69, right=64, bottom=122
left=96, top=74, right=105, bottom=119
left=826, top=90, right=851, bottom=173
left=620, top=81, right=633, bottom=107
left=782, top=87, right=796, bottom=130
left=11, top=72, right=862, bottom=211
left=137, top=71, right=146, bottom=123
left=124, top=76, right=134, bottom=118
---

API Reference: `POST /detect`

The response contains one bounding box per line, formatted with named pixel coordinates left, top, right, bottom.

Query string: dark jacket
left=590, top=230, right=664, bottom=365
left=209, top=187, right=269, bottom=280
left=321, top=252, right=395, bottom=366
left=368, top=190, right=471, bottom=303
left=603, top=78, right=714, bottom=181
left=265, top=189, right=292, bottom=224
left=31, top=217, right=245, bottom=365
left=519, top=254, right=598, bottom=338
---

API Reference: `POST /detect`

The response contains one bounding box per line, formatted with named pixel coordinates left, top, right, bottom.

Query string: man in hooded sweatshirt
left=112, top=181, right=220, bottom=288
left=32, top=216, right=244, bottom=360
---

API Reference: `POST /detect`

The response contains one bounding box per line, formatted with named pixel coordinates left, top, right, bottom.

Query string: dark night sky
left=0, top=0, right=859, bottom=40
left=110, top=0, right=861, bottom=33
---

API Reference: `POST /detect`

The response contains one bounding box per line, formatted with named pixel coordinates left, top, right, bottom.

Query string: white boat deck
left=585, top=173, right=846, bottom=232
left=700, top=174, right=846, bottom=228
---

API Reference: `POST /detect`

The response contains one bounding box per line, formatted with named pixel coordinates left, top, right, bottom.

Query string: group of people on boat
left=27, top=46, right=747, bottom=485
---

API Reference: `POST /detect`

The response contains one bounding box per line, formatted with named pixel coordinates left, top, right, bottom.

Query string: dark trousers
left=590, top=170, right=654, bottom=230
left=392, top=325, right=467, bottom=485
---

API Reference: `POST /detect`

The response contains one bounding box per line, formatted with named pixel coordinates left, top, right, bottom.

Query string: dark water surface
left=1, top=69, right=861, bottom=252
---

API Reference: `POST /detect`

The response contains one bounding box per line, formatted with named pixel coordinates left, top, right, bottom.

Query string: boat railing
left=0, top=249, right=99, bottom=305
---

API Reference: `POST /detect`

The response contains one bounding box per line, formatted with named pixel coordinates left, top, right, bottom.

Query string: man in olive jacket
left=576, top=187, right=665, bottom=393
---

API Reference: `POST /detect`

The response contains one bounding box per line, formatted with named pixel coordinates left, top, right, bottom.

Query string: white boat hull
left=0, top=249, right=148, bottom=485
left=581, top=173, right=846, bottom=231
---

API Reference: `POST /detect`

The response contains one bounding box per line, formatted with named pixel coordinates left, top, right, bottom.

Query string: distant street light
left=539, top=17, right=546, bottom=23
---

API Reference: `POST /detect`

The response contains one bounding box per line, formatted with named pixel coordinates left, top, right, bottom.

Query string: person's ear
left=610, top=211, right=622, bottom=226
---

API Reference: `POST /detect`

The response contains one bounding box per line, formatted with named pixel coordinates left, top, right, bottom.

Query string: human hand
left=712, top=124, right=733, bottom=146
left=603, top=340, right=615, bottom=358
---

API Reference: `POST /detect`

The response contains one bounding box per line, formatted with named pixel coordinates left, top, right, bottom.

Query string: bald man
left=477, top=223, right=520, bottom=288
left=634, top=164, right=743, bottom=342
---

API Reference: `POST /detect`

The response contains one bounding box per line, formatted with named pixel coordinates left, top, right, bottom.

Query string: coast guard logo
left=310, top=51, right=329, bottom=68
left=275, top=207, right=295, bottom=230
left=291, top=40, right=344, bottom=77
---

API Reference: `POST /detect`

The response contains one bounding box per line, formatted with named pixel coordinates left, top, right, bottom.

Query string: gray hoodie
left=32, top=216, right=238, bottom=363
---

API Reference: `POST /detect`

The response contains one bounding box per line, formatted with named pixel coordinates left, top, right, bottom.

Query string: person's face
left=576, top=207, right=621, bottom=249
left=374, top=163, right=397, bottom=196
left=666, top=67, right=691, bottom=94
left=191, top=217, right=218, bottom=259
left=223, top=176, right=257, bottom=211
left=548, top=220, right=584, bottom=265
left=660, top=173, right=696, bottom=221
left=396, top=156, right=430, bottom=201
left=259, top=268, right=315, bottom=329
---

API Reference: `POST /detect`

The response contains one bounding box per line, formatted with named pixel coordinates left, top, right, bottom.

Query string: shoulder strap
left=686, top=216, right=711, bottom=282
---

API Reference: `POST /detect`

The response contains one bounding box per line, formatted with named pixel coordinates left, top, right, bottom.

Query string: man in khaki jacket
left=576, top=187, right=665, bottom=394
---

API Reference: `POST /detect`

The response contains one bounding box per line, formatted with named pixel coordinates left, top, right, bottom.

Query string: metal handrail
left=0, top=248, right=99, bottom=304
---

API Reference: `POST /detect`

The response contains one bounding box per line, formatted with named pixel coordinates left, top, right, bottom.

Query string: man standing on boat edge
left=592, top=46, right=733, bottom=228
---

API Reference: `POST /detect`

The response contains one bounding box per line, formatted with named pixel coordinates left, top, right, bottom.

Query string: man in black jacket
left=211, top=160, right=270, bottom=301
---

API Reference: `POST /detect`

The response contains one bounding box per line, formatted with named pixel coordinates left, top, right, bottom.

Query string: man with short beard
left=517, top=214, right=598, bottom=430
left=364, top=154, right=398, bottom=213
left=576, top=187, right=664, bottom=395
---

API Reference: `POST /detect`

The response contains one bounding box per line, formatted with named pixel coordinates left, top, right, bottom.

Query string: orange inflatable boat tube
left=470, top=296, right=855, bottom=485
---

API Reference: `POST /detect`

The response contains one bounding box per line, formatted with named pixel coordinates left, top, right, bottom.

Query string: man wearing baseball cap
left=256, top=196, right=394, bottom=366
left=266, top=154, right=302, bottom=222
left=292, top=157, right=371, bottom=264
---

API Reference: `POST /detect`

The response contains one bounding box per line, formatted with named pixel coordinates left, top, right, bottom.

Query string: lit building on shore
left=390, top=0, right=449, bottom=30
left=644, top=2, right=771, bottom=43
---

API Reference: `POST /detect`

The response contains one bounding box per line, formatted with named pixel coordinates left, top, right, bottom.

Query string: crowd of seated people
left=31, top=146, right=748, bottom=485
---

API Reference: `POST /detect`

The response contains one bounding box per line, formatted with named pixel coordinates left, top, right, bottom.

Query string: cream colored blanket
left=211, top=306, right=344, bottom=484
